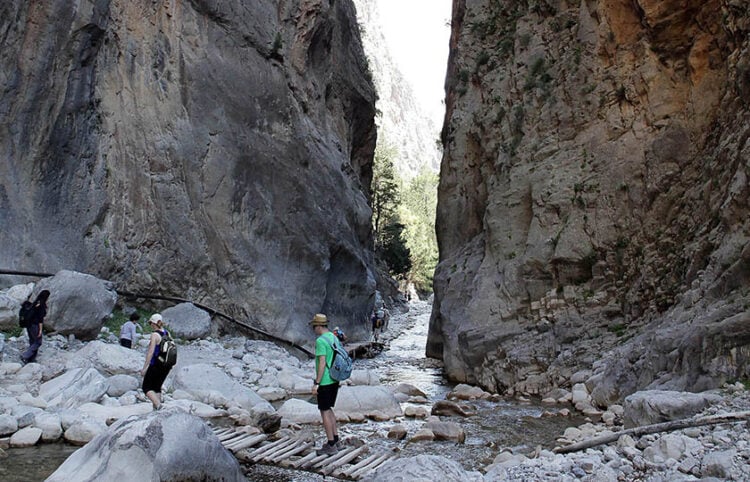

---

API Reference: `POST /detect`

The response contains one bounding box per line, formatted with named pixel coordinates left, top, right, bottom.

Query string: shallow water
left=0, top=443, right=79, bottom=481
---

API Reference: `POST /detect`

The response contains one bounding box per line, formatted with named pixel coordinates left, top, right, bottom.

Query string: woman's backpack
left=157, top=331, right=177, bottom=367
left=18, top=300, right=34, bottom=327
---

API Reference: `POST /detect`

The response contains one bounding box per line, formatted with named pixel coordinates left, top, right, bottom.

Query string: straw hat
left=310, top=313, right=328, bottom=326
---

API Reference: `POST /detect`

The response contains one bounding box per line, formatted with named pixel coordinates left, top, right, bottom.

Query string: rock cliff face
left=0, top=0, right=377, bottom=344
left=431, top=0, right=750, bottom=402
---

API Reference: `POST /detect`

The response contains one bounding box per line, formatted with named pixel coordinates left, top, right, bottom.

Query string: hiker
left=119, top=312, right=139, bottom=348
left=371, top=308, right=388, bottom=341
left=311, top=313, right=341, bottom=455
left=140, top=314, right=172, bottom=410
left=21, top=290, right=49, bottom=364
left=332, top=326, right=347, bottom=343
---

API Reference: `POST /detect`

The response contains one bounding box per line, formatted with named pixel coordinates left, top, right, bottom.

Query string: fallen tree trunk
left=554, top=410, right=750, bottom=454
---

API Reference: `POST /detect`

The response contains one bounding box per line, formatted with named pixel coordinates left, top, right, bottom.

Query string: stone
left=701, top=449, right=736, bottom=478
left=392, top=383, right=428, bottom=397
left=387, top=424, right=407, bottom=440
left=431, top=400, right=475, bottom=417
left=33, top=271, right=117, bottom=340
left=39, top=368, right=109, bottom=409
left=623, top=390, right=722, bottom=427
left=404, top=405, right=429, bottom=418
left=67, top=342, right=143, bottom=376
left=257, top=387, right=287, bottom=401
left=447, top=383, right=489, bottom=400
left=334, top=386, right=402, bottom=420
left=409, top=429, right=435, bottom=442
left=63, top=418, right=108, bottom=445
left=161, top=303, right=212, bottom=340
left=0, top=414, right=18, bottom=436
left=106, top=374, right=140, bottom=397
left=9, top=426, right=42, bottom=447
left=171, top=364, right=273, bottom=414
left=277, top=398, right=320, bottom=425
left=48, top=412, right=243, bottom=481
left=33, top=413, right=63, bottom=441
left=423, top=420, right=466, bottom=443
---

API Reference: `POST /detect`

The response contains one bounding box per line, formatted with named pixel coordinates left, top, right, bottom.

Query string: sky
left=378, top=0, right=452, bottom=127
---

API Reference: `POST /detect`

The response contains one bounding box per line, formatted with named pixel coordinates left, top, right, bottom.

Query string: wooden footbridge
left=212, top=426, right=398, bottom=480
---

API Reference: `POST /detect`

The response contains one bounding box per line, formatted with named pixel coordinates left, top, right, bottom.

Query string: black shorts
left=120, top=339, right=132, bottom=348
left=317, top=382, right=340, bottom=411
left=142, top=362, right=171, bottom=393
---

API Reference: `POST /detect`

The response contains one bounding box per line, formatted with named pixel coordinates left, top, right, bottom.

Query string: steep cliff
left=431, top=0, right=750, bottom=402
left=0, top=0, right=377, bottom=344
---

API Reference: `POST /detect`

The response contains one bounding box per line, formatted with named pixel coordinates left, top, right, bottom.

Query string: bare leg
left=146, top=390, right=161, bottom=410
left=321, top=409, right=337, bottom=440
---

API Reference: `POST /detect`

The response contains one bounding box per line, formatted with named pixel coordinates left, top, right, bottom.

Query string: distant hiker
left=311, top=313, right=340, bottom=455
left=332, top=326, right=347, bottom=343
left=119, top=312, right=139, bottom=348
left=371, top=308, right=388, bottom=342
left=141, top=314, right=173, bottom=410
left=20, top=290, right=49, bottom=364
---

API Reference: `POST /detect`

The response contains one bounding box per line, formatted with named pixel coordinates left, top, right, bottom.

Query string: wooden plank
left=260, top=439, right=304, bottom=462
left=287, top=451, right=318, bottom=469
left=299, top=452, right=331, bottom=469
left=312, top=446, right=358, bottom=470
left=350, top=453, right=393, bottom=479
left=242, top=436, right=293, bottom=460
left=267, top=441, right=313, bottom=463
left=219, top=432, right=246, bottom=444
left=335, top=452, right=382, bottom=478
left=321, top=445, right=369, bottom=475
left=212, top=428, right=233, bottom=437
left=225, top=434, right=266, bottom=452
left=249, top=438, right=298, bottom=462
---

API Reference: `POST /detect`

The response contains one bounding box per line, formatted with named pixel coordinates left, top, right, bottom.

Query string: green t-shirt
left=315, top=331, right=337, bottom=386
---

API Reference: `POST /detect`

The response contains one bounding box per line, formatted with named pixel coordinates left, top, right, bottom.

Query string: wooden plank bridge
left=212, top=426, right=397, bottom=480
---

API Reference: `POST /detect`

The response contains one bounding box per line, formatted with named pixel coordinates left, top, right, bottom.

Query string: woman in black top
left=21, top=290, right=49, bottom=364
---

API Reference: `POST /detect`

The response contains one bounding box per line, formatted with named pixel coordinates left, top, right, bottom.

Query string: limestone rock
left=362, top=455, right=483, bottom=481
left=0, top=0, right=378, bottom=346
left=171, top=363, right=272, bottom=414
left=67, top=341, right=142, bottom=376
left=623, top=390, right=722, bottom=427
left=49, top=412, right=243, bottom=481
left=162, top=303, right=211, bottom=340
left=9, top=426, right=42, bottom=447
left=39, top=368, right=109, bottom=409
left=63, top=418, right=108, bottom=445
left=0, top=414, right=18, bottom=436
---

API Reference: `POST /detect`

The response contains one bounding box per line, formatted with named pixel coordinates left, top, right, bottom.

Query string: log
left=554, top=410, right=750, bottom=454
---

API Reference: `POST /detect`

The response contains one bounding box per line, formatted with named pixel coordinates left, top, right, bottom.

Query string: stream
left=3, top=300, right=579, bottom=481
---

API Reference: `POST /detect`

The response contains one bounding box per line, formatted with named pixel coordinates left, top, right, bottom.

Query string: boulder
left=106, top=374, right=141, bottom=397
left=431, top=400, right=475, bottom=417
left=67, top=341, right=143, bottom=376
left=0, top=413, right=18, bottom=436
left=361, top=455, right=483, bottom=482
left=623, top=390, right=722, bottom=427
left=35, top=271, right=118, bottom=340
left=9, top=426, right=42, bottom=447
left=392, top=383, right=428, bottom=398
left=171, top=363, right=273, bottom=414
left=447, top=383, right=490, bottom=400
left=48, top=412, right=244, bottom=482
left=0, top=283, right=33, bottom=330
left=277, top=398, right=321, bottom=425
left=424, top=420, right=466, bottom=443
left=387, top=424, right=407, bottom=440
left=39, top=368, right=109, bottom=409
left=349, top=369, right=381, bottom=386
left=33, top=413, right=63, bottom=441
left=162, top=303, right=211, bottom=340
left=63, top=418, right=108, bottom=445
left=334, top=386, right=402, bottom=420
left=163, top=400, right=227, bottom=419
left=78, top=402, right=154, bottom=424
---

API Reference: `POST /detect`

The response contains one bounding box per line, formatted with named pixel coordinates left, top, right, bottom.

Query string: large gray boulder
left=334, top=386, right=403, bottom=420
left=623, top=390, right=723, bottom=428
left=171, top=363, right=273, bottom=415
left=66, top=341, right=142, bottom=375
left=34, top=271, right=118, bottom=340
left=47, top=411, right=244, bottom=482
left=162, top=303, right=211, bottom=340
left=39, top=368, right=109, bottom=409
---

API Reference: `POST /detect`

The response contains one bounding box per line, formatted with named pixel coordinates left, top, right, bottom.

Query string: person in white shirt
left=119, top=312, right=139, bottom=348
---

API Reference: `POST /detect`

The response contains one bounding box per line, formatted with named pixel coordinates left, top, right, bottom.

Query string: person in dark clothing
left=141, top=313, right=172, bottom=410
left=21, top=290, right=49, bottom=364
left=119, top=312, right=139, bottom=348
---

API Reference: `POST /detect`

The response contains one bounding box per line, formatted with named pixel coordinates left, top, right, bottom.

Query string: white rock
left=10, top=426, right=42, bottom=447
left=65, top=341, right=143, bottom=376
left=0, top=413, right=18, bottom=436
left=78, top=402, right=153, bottom=424
left=277, top=398, right=320, bottom=424
left=39, top=368, right=109, bottom=409
left=362, top=455, right=483, bottom=481
left=16, top=393, right=47, bottom=409
left=257, top=387, right=287, bottom=402
left=64, top=418, right=108, bottom=445
left=106, top=374, right=140, bottom=397
left=34, top=413, right=63, bottom=441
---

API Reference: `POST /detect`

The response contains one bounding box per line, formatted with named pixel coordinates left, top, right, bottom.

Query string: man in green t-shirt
left=311, top=313, right=340, bottom=455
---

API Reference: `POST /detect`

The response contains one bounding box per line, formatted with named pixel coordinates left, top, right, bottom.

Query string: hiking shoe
left=315, top=443, right=338, bottom=456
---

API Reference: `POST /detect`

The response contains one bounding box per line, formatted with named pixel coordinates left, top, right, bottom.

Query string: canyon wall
left=0, top=0, right=378, bottom=345
left=431, top=0, right=750, bottom=403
